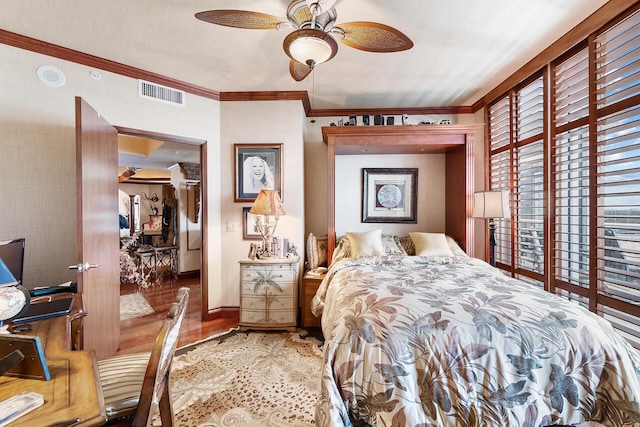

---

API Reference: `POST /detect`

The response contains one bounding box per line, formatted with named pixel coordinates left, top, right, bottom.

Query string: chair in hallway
left=97, top=286, right=189, bottom=426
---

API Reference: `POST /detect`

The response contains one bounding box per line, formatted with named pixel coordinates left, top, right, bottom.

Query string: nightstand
left=238, top=257, right=300, bottom=331
left=302, top=270, right=326, bottom=328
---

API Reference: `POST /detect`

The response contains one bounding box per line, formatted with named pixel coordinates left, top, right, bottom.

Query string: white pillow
left=409, top=232, right=454, bottom=257
left=346, top=229, right=385, bottom=258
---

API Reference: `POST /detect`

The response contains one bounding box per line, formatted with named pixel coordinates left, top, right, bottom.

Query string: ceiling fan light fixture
left=284, top=29, right=337, bottom=68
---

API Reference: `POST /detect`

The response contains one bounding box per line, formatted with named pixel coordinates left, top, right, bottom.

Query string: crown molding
left=1, top=28, right=473, bottom=117
left=0, top=29, right=220, bottom=101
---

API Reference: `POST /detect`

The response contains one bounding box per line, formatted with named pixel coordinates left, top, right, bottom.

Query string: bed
left=311, top=231, right=640, bottom=427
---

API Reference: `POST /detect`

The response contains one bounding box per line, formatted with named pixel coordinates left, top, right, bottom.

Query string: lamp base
left=489, top=219, right=497, bottom=268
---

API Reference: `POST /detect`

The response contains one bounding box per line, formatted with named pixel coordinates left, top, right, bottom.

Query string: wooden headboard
left=322, top=123, right=484, bottom=263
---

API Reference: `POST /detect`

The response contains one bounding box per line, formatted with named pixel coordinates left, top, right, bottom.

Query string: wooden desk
left=0, top=296, right=106, bottom=426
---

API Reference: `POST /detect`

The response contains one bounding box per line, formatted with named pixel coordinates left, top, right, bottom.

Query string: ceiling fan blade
left=195, top=10, right=286, bottom=30
left=290, top=60, right=313, bottom=81
left=334, top=22, right=414, bottom=52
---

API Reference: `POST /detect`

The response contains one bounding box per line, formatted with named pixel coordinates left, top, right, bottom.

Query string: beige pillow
left=409, top=232, right=454, bottom=257
left=346, top=229, right=385, bottom=258
left=330, top=236, right=351, bottom=265
left=306, top=233, right=328, bottom=269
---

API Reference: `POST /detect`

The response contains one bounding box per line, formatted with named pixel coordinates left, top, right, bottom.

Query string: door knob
left=68, top=262, right=100, bottom=273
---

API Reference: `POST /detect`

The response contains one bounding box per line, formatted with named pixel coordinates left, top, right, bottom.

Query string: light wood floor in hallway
left=116, top=274, right=238, bottom=355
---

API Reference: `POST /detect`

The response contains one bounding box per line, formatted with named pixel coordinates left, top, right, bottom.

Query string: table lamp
left=249, top=190, right=286, bottom=257
left=472, top=191, right=511, bottom=267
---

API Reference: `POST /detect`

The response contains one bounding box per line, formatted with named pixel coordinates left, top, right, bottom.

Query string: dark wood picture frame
left=234, top=143, right=283, bottom=202
left=242, top=207, right=262, bottom=240
left=362, top=168, right=418, bottom=223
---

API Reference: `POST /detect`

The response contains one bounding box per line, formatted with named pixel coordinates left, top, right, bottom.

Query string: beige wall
left=220, top=101, right=306, bottom=307
left=334, top=154, right=446, bottom=237
left=0, top=44, right=222, bottom=295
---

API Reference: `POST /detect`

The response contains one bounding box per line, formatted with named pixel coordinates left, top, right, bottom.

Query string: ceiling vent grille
left=138, top=80, right=185, bottom=106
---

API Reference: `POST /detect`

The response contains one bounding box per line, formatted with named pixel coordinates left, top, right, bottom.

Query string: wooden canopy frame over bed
left=322, top=123, right=484, bottom=263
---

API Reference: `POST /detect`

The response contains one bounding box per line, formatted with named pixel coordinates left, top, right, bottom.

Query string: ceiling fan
left=195, top=0, right=414, bottom=81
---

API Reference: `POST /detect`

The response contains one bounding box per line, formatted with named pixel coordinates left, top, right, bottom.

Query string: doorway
left=115, top=126, right=208, bottom=324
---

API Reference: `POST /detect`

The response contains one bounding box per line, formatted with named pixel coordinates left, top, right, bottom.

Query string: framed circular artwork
left=362, top=168, right=418, bottom=223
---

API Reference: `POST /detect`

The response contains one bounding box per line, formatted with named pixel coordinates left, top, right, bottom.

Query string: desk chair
left=97, top=287, right=189, bottom=426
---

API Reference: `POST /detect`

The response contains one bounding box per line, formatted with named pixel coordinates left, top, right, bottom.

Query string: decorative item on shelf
left=118, top=167, right=138, bottom=183
left=402, top=114, right=409, bottom=125
left=179, top=162, right=201, bottom=181
left=0, top=258, right=30, bottom=334
left=472, top=191, right=511, bottom=267
left=249, top=190, right=286, bottom=257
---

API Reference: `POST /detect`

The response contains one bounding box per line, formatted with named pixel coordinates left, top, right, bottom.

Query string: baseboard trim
left=206, top=306, right=239, bottom=321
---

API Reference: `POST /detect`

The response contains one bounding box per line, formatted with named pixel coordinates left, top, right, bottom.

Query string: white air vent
left=138, top=80, right=185, bottom=106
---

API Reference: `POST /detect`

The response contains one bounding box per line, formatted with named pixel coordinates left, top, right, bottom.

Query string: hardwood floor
left=116, top=273, right=238, bottom=356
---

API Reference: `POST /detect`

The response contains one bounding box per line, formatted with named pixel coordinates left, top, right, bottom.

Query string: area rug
left=119, top=292, right=155, bottom=320
left=167, top=329, right=324, bottom=426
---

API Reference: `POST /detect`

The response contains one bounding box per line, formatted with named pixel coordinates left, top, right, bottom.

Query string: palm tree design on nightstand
left=253, top=270, right=284, bottom=322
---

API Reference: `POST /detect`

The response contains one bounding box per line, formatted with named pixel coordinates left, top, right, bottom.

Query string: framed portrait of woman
left=234, top=143, right=283, bottom=202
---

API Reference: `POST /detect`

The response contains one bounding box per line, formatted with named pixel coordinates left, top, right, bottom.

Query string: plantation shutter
left=488, top=96, right=512, bottom=266
left=552, top=48, right=591, bottom=302
left=514, top=77, right=545, bottom=285
left=594, top=10, right=640, bottom=348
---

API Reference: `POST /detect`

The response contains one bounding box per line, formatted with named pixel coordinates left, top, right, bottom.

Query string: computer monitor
left=0, top=238, right=25, bottom=286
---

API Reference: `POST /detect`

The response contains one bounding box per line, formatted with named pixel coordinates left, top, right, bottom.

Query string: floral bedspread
left=311, top=255, right=640, bottom=427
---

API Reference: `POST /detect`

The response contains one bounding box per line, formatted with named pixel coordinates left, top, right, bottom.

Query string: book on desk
left=12, top=297, right=74, bottom=325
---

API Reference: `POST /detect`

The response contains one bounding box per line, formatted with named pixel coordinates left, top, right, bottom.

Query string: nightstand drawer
left=240, top=309, right=295, bottom=324
left=241, top=280, right=293, bottom=296
left=241, top=265, right=294, bottom=283
left=241, top=295, right=293, bottom=311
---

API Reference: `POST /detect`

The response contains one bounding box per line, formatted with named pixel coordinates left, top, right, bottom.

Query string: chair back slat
left=131, top=287, right=189, bottom=426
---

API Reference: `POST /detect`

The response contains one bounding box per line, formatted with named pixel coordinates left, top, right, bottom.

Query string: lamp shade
left=249, top=190, right=286, bottom=216
left=472, top=191, right=511, bottom=219
left=283, top=29, right=338, bottom=67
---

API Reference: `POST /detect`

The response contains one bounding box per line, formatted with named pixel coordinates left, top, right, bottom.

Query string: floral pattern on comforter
left=311, top=256, right=640, bottom=427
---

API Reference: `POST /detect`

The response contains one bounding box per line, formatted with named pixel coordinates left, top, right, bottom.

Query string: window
left=486, top=6, right=640, bottom=348
left=488, top=77, right=545, bottom=285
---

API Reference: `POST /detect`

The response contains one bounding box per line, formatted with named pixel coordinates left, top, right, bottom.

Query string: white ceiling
left=2, top=0, right=609, bottom=111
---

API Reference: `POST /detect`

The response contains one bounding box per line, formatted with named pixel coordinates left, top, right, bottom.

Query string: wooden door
left=75, top=97, right=120, bottom=359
